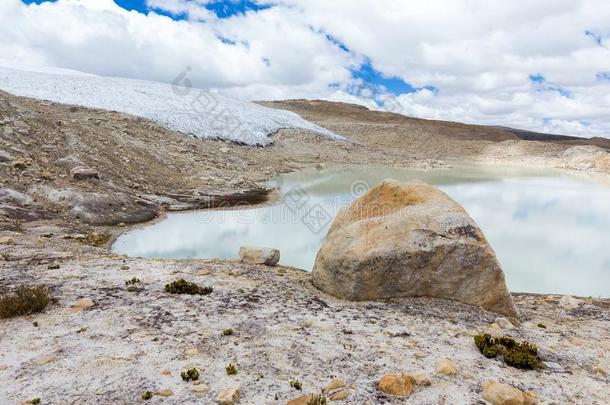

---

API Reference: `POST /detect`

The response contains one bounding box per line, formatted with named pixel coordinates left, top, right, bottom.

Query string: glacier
left=0, top=62, right=343, bottom=146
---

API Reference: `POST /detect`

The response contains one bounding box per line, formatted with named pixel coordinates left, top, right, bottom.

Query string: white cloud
left=1, top=0, right=610, bottom=138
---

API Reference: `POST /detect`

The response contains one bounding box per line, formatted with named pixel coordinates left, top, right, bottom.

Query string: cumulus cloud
left=1, top=0, right=610, bottom=137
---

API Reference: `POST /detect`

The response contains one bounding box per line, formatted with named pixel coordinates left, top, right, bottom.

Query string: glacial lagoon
left=113, top=165, right=610, bottom=297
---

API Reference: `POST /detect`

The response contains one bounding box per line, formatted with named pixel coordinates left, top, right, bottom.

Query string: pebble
left=155, top=389, right=173, bottom=397
left=191, top=385, right=208, bottom=392
left=71, top=298, right=95, bottom=310
left=377, top=374, right=413, bottom=397
left=162, top=370, right=172, bottom=376
left=215, top=388, right=240, bottom=405
left=411, top=372, right=432, bottom=386
left=435, top=358, right=457, bottom=375
left=184, top=347, right=199, bottom=356
left=482, top=381, right=536, bottom=405
left=323, top=378, right=345, bottom=394
left=47, top=261, right=61, bottom=270
left=330, top=389, right=349, bottom=401
left=494, top=317, right=515, bottom=329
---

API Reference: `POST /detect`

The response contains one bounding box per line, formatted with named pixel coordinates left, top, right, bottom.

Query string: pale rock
left=286, top=394, right=313, bottom=405
left=323, top=378, right=346, bottom=394
left=184, top=347, right=199, bottom=356
left=161, top=370, right=172, bottom=376
left=70, top=166, right=100, bottom=181
left=0, top=236, right=15, bottom=245
left=378, top=374, right=413, bottom=397
left=411, top=372, right=432, bottom=386
left=330, top=389, right=349, bottom=401
left=215, top=388, right=240, bottom=405
left=72, top=298, right=95, bottom=310
left=239, top=246, right=280, bottom=266
left=482, top=381, right=536, bottom=405
left=494, top=317, right=515, bottom=330
left=32, top=355, right=54, bottom=366
left=435, top=358, right=457, bottom=375
left=191, top=385, right=208, bottom=392
left=312, top=180, right=517, bottom=316
left=485, top=323, right=504, bottom=338
left=0, top=150, right=13, bottom=162
left=559, top=295, right=582, bottom=310
left=155, top=389, right=173, bottom=397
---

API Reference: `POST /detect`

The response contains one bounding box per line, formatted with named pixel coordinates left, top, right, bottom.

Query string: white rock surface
left=0, top=62, right=343, bottom=146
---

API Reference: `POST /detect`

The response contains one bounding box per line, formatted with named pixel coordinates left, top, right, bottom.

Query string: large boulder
left=312, top=180, right=517, bottom=316
left=239, top=246, right=280, bottom=266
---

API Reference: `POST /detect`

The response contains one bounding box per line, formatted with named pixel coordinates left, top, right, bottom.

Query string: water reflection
left=112, top=165, right=610, bottom=297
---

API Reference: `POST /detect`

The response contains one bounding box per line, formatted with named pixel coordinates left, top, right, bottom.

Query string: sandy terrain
left=1, top=92, right=609, bottom=404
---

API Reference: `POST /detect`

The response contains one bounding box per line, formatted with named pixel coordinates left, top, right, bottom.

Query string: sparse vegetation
left=181, top=368, right=200, bottom=381
left=0, top=286, right=51, bottom=319
left=223, top=328, right=234, bottom=336
left=537, top=323, right=547, bottom=329
left=30, top=399, right=41, bottom=405
left=307, top=394, right=328, bottom=405
left=142, top=391, right=153, bottom=400
left=474, top=334, right=542, bottom=369
left=225, top=363, right=238, bottom=375
left=289, top=378, right=303, bottom=390
left=125, top=277, right=141, bottom=286
left=164, top=279, right=213, bottom=295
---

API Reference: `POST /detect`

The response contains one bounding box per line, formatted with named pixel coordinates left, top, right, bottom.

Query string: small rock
left=323, top=378, right=345, bottom=394
left=219, top=147, right=230, bottom=154
left=72, top=298, right=95, bottom=310
left=0, top=236, right=15, bottom=245
left=120, top=265, right=130, bottom=271
left=155, top=389, right=173, bottom=397
left=410, top=372, right=432, bottom=386
left=41, top=171, right=54, bottom=180
left=215, top=388, right=240, bottom=405
left=494, top=317, right=514, bottom=329
left=330, top=389, right=349, bottom=401
left=0, top=150, right=13, bottom=162
left=162, top=370, right=172, bottom=376
left=70, top=166, right=100, bottom=181
left=48, top=261, right=61, bottom=270
left=315, top=163, right=326, bottom=169
left=191, top=385, right=208, bottom=392
left=198, top=269, right=211, bottom=276
left=482, top=381, right=536, bottom=405
left=286, top=394, right=313, bottom=405
left=414, top=351, right=426, bottom=359
left=435, top=358, right=457, bottom=375
left=32, top=355, right=54, bottom=366
left=11, top=157, right=29, bottom=169
left=559, top=295, right=581, bottom=310
left=378, top=375, right=413, bottom=397
left=0, top=364, right=8, bottom=371
left=184, top=347, right=199, bottom=356
left=239, top=246, right=280, bottom=266
left=485, top=323, right=504, bottom=338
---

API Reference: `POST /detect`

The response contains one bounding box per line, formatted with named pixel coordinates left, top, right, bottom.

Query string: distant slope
left=0, top=63, right=341, bottom=146
left=264, top=99, right=609, bottom=149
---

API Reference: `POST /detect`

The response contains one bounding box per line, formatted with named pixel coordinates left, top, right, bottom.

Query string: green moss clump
left=537, top=323, right=547, bottom=329
left=0, top=286, right=50, bottom=319
left=181, top=368, right=200, bottom=381
left=142, top=391, right=153, bottom=400
left=81, top=232, right=112, bottom=247
left=225, top=363, right=238, bottom=375
left=307, top=395, right=328, bottom=405
left=164, top=279, right=213, bottom=295
left=289, top=379, right=303, bottom=390
left=474, top=333, right=542, bottom=370
left=30, top=399, right=41, bottom=405
left=223, top=328, right=234, bottom=336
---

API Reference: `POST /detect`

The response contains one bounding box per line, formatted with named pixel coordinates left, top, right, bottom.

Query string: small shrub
left=181, top=368, right=200, bottom=381
left=537, top=323, right=547, bottom=329
left=142, top=391, right=153, bottom=400
left=225, top=363, right=238, bottom=375
left=164, top=279, right=213, bottom=295
left=307, top=394, right=328, bottom=405
left=223, top=328, right=234, bottom=336
left=30, top=399, right=41, bottom=405
left=474, top=333, right=542, bottom=370
left=125, top=277, right=141, bottom=286
left=289, top=379, right=303, bottom=390
left=0, top=286, right=50, bottom=319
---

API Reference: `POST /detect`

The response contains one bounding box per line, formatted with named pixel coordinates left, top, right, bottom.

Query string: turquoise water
left=112, top=165, right=610, bottom=297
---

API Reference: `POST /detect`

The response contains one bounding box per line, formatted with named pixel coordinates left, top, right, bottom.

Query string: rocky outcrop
left=312, top=179, right=517, bottom=316
left=239, top=246, right=280, bottom=266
